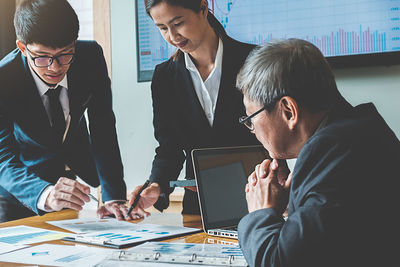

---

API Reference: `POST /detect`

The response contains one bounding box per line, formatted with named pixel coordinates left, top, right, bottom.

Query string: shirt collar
left=29, top=65, right=68, bottom=97
left=184, top=38, right=224, bottom=73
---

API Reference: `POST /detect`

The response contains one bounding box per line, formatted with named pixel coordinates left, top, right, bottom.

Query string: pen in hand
left=127, top=179, right=151, bottom=217
left=88, top=193, right=99, bottom=203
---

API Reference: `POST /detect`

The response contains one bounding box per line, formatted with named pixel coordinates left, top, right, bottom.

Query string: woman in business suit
left=129, top=0, right=259, bottom=216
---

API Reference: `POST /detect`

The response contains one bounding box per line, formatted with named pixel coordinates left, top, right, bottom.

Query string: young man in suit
left=236, top=39, right=400, bottom=267
left=0, top=0, right=131, bottom=222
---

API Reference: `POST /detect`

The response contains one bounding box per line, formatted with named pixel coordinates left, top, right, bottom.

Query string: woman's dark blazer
left=149, top=36, right=260, bottom=214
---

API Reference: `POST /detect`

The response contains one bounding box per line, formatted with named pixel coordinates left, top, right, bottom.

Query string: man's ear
left=16, top=40, right=27, bottom=57
left=279, top=96, right=298, bottom=130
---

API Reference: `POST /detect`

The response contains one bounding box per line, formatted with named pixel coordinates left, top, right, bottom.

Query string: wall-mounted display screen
left=136, top=0, right=400, bottom=82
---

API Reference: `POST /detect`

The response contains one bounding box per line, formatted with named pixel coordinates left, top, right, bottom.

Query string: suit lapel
left=213, top=37, right=238, bottom=129
left=17, top=54, right=54, bottom=144
left=64, top=62, right=91, bottom=144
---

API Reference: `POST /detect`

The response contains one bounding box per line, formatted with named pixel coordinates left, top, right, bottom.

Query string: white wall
left=334, top=65, right=400, bottom=138
left=68, top=0, right=93, bottom=40
left=111, top=0, right=157, bottom=190
left=110, top=0, right=400, bottom=190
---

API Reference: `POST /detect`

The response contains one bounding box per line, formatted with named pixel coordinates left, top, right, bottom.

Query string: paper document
left=47, top=218, right=136, bottom=233
left=0, top=226, right=71, bottom=246
left=99, top=242, right=248, bottom=266
left=0, top=244, right=111, bottom=267
left=63, top=224, right=201, bottom=249
left=0, top=243, right=26, bottom=255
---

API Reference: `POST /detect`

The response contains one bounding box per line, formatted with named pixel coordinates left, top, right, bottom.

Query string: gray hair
left=236, top=38, right=341, bottom=113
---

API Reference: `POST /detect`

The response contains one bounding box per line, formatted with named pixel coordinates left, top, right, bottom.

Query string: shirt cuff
left=38, top=185, right=55, bottom=212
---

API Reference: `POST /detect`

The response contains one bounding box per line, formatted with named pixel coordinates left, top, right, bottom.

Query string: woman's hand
left=127, top=182, right=161, bottom=219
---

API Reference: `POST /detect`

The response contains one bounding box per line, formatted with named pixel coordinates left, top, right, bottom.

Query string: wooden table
left=0, top=209, right=238, bottom=266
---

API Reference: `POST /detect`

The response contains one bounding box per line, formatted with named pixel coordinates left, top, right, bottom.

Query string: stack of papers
left=47, top=218, right=137, bottom=233
left=0, top=218, right=202, bottom=266
left=0, top=244, right=111, bottom=267
left=47, top=218, right=200, bottom=248
left=0, top=225, right=71, bottom=247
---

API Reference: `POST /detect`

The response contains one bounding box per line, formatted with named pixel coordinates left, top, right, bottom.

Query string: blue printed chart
left=47, top=217, right=138, bottom=233
left=0, top=244, right=110, bottom=267
left=73, top=223, right=200, bottom=246
left=136, top=0, right=400, bottom=81
left=105, top=242, right=248, bottom=265
left=128, top=242, right=245, bottom=257
left=0, top=226, right=71, bottom=246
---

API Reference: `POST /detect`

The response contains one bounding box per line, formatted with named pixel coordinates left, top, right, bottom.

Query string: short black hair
left=14, top=0, right=79, bottom=48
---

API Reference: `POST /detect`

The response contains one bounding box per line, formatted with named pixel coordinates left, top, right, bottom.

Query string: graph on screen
left=136, top=0, right=400, bottom=81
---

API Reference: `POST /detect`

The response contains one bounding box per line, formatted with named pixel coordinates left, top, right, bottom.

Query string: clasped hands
left=246, top=159, right=292, bottom=216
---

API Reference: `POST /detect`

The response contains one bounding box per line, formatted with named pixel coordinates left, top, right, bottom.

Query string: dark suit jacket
left=0, top=41, right=126, bottom=215
left=149, top=36, right=259, bottom=213
left=238, top=101, right=400, bottom=267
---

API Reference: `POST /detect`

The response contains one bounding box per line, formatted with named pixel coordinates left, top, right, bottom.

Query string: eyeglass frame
left=25, top=46, right=75, bottom=68
left=239, top=95, right=286, bottom=131
left=239, top=106, right=266, bottom=131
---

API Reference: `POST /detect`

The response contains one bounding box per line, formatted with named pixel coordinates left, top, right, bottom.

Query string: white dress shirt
left=29, top=67, right=71, bottom=212
left=184, top=38, right=223, bottom=126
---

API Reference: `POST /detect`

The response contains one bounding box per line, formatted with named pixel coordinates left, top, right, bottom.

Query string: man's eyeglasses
left=239, top=106, right=266, bottom=131
left=26, top=47, right=75, bottom=68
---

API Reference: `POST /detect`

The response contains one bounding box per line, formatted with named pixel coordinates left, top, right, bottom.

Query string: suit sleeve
left=149, top=64, right=185, bottom=211
left=86, top=42, right=126, bottom=202
left=238, top=137, right=354, bottom=267
left=0, top=111, right=50, bottom=214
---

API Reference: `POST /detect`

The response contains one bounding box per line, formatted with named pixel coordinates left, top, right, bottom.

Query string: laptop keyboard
left=208, top=226, right=238, bottom=239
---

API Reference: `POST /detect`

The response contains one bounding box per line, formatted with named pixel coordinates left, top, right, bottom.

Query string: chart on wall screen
left=136, top=0, right=400, bottom=79
left=210, top=0, right=400, bottom=56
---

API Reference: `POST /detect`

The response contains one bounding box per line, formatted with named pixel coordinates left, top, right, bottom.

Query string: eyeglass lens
left=34, top=54, right=74, bottom=67
left=239, top=116, right=253, bottom=130
left=244, top=120, right=253, bottom=129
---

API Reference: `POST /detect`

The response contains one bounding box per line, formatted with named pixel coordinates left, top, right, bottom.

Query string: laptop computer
left=191, top=145, right=269, bottom=239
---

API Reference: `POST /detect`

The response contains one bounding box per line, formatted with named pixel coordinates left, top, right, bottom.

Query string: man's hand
left=45, top=177, right=90, bottom=211
left=127, top=182, right=161, bottom=219
left=245, top=159, right=292, bottom=214
left=97, top=202, right=130, bottom=221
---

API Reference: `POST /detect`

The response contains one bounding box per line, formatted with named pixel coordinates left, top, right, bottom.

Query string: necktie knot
left=45, top=85, right=62, bottom=99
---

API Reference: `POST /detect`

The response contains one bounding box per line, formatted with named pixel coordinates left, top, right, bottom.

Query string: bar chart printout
left=67, top=223, right=200, bottom=247
left=0, top=244, right=110, bottom=267
left=136, top=0, right=400, bottom=80
left=0, top=226, right=70, bottom=246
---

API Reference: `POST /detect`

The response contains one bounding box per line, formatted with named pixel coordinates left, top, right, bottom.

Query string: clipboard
left=62, top=224, right=202, bottom=249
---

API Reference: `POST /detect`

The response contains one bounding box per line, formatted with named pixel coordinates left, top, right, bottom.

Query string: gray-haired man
left=236, top=38, right=400, bottom=267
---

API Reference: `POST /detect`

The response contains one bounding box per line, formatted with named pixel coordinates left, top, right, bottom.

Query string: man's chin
left=43, top=75, right=64, bottom=86
left=266, top=151, right=283, bottom=160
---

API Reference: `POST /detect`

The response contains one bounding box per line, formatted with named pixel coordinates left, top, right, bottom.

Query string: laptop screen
left=192, top=145, right=269, bottom=230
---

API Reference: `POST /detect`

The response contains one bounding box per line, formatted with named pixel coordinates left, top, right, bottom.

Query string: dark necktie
left=45, top=86, right=66, bottom=144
